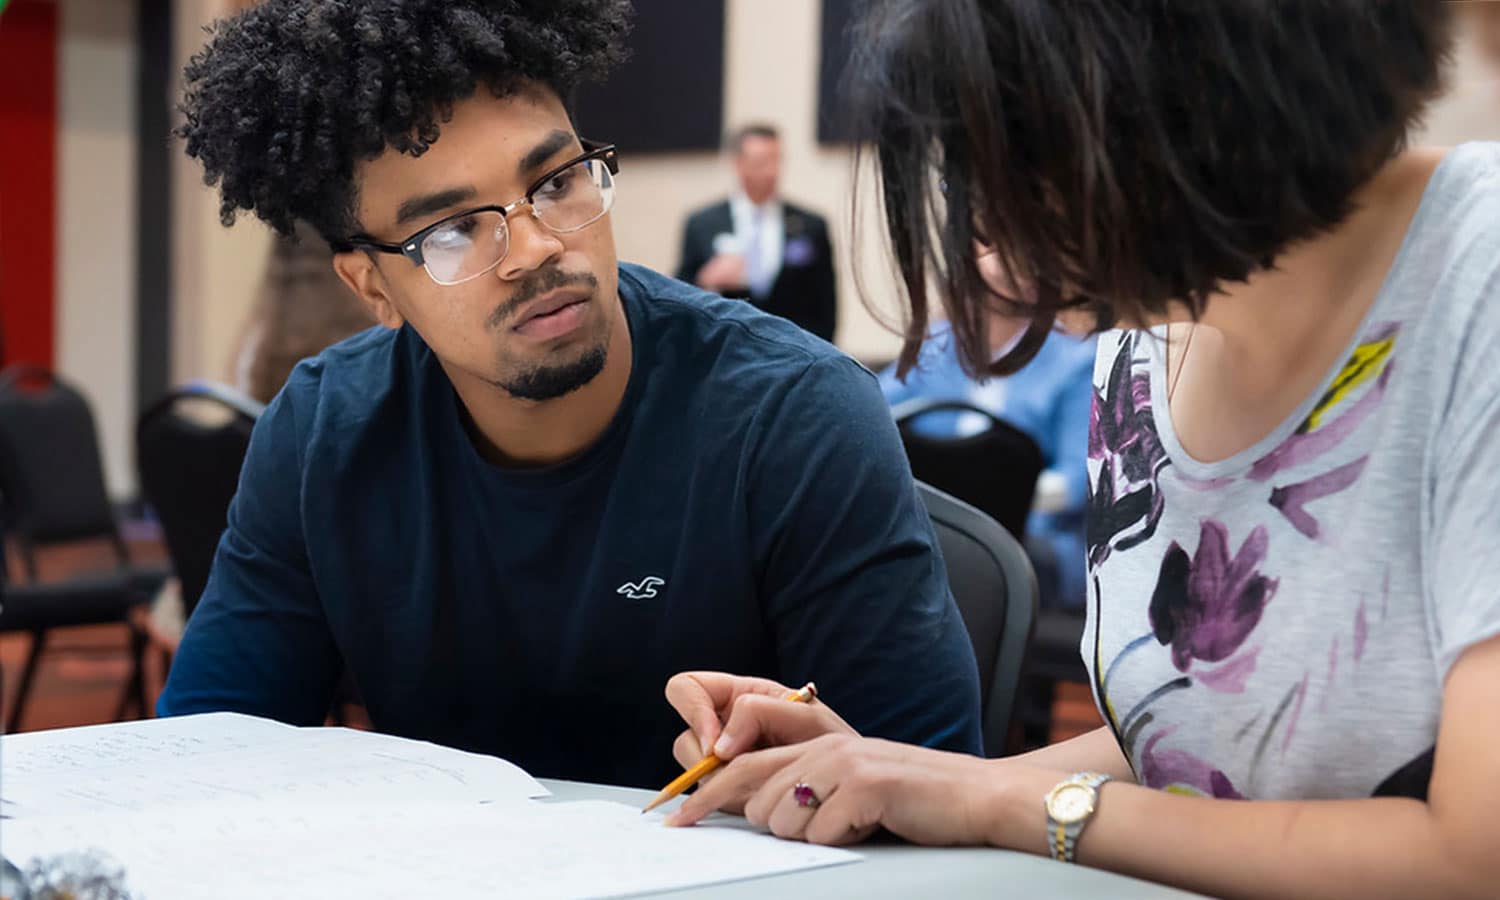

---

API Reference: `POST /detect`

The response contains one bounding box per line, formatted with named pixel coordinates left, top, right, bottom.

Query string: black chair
left=917, top=481, right=1037, bottom=757
left=134, top=384, right=361, bottom=724
left=136, top=382, right=263, bottom=620
left=1016, top=607, right=1091, bottom=748
left=895, top=398, right=1045, bottom=540
left=0, top=366, right=166, bottom=731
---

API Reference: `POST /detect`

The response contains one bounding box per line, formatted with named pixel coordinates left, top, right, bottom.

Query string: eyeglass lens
left=419, top=156, right=616, bottom=285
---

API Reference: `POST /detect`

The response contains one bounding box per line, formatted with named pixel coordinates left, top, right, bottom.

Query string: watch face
left=1049, top=783, right=1095, bottom=824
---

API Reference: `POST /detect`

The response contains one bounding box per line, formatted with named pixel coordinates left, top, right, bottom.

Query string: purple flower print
left=1268, top=456, right=1368, bottom=540
left=1086, top=463, right=1166, bottom=568
left=1192, top=645, right=1261, bottom=693
left=1090, top=334, right=1166, bottom=480
left=1140, top=727, right=1245, bottom=799
left=1087, top=334, right=1170, bottom=568
left=1249, top=368, right=1391, bottom=481
left=1149, top=521, right=1278, bottom=672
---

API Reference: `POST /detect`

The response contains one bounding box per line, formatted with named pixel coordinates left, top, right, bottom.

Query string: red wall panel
left=0, top=0, right=58, bottom=369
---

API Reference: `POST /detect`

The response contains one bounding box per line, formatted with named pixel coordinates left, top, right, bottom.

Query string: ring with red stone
left=792, top=782, right=820, bottom=809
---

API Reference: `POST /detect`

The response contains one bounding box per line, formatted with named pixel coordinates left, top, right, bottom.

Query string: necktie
left=744, top=208, right=772, bottom=299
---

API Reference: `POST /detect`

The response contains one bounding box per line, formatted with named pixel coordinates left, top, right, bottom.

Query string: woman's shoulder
left=1385, top=144, right=1500, bottom=344
left=1410, top=143, right=1500, bottom=252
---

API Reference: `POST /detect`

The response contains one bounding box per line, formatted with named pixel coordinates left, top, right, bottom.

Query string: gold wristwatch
left=1044, top=772, right=1112, bottom=863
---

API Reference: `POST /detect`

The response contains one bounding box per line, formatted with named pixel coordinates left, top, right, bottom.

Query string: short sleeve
left=1426, top=296, right=1500, bottom=680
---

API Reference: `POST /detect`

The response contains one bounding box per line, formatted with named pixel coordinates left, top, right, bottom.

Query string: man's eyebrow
left=519, top=130, right=578, bottom=178
left=394, top=186, right=479, bottom=229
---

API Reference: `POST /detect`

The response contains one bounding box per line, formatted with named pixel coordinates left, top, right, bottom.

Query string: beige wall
left=56, top=0, right=138, bottom=497
left=1418, top=9, right=1500, bottom=144
left=170, top=0, right=276, bottom=388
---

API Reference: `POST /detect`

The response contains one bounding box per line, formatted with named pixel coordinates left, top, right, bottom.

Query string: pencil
left=641, top=682, right=817, bottom=813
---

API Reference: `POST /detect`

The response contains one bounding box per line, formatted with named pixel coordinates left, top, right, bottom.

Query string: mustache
left=487, top=267, right=600, bottom=330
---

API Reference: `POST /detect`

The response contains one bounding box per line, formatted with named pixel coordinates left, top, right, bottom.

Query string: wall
left=54, top=0, right=138, bottom=497
left=1417, top=9, right=1500, bottom=144
left=170, top=0, right=275, bottom=389
left=0, top=0, right=58, bottom=372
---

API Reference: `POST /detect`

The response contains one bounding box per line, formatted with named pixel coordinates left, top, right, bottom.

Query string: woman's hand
left=664, top=672, right=857, bottom=767
left=665, top=734, right=1042, bottom=849
left=663, top=672, right=858, bottom=814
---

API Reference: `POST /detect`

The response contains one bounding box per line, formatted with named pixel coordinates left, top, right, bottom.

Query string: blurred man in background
left=677, top=125, right=837, bottom=343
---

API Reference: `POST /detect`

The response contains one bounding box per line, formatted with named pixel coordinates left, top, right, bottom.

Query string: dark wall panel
left=817, top=0, right=860, bottom=145
left=136, top=0, right=172, bottom=410
left=572, top=0, right=725, bottom=154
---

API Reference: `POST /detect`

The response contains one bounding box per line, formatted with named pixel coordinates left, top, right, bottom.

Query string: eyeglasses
left=347, top=140, right=619, bottom=286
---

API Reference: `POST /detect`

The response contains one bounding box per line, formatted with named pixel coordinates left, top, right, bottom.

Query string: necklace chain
left=1168, top=324, right=1195, bottom=404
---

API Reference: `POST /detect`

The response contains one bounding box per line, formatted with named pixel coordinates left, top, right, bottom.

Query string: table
left=540, top=780, right=1210, bottom=899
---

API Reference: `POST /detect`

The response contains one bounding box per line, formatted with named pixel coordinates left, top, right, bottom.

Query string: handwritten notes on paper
left=0, top=713, right=549, bottom=819
left=0, top=714, right=859, bottom=898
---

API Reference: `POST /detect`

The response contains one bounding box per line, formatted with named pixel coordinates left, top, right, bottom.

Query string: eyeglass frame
left=342, top=139, right=619, bottom=280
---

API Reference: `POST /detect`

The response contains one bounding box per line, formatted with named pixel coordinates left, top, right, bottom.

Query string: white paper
left=0, top=800, right=858, bottom=900
left=0, top=713, right=548, bottom=818
left=1, top=714, right=859, bottom=897
left=0, top=712, right=295, bottom=778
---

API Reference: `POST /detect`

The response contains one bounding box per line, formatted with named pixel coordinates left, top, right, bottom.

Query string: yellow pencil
left=641, top=682, right=817, bottom=813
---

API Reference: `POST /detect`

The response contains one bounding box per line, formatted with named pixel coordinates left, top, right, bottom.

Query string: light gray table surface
left=540, top=779, right=1212, bottom=899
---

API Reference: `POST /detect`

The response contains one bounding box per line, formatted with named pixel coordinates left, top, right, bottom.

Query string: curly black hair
left=178, top=0, right=632, bottom=244
left=848, top=0, right=1453, bottom=378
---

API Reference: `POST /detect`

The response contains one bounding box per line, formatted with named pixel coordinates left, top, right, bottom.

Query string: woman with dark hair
left=663, top=3, right=1500, bottom=896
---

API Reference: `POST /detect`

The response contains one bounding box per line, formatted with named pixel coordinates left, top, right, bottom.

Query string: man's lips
left=511, top=288, right=590, bottom=329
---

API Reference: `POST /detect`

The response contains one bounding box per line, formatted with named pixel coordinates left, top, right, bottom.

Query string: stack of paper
left=0, top=713, right=858, bottom=898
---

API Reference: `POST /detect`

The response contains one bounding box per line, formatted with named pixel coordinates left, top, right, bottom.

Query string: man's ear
left=333, top=250, right=405, bottom=330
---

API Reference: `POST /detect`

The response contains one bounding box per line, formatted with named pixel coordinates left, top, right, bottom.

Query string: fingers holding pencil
left=664, top=672, right=800, bottom=766
left=665, top=674, right=853, bottom=765
left=647, top=680, right=819, bottom=814
left=705, top=686, right=850, bottom=759
left=649, top=675, right=858, bottom=815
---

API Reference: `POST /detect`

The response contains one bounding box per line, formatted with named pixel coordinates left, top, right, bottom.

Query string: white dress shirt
left=726, top=193, right=784, bottom=299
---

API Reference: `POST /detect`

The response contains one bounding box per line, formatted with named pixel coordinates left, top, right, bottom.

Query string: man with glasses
left=158, top=0, right=982, bottom=789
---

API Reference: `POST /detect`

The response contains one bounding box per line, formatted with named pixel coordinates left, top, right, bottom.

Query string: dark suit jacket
left=676, top=199, right=837, bottom=343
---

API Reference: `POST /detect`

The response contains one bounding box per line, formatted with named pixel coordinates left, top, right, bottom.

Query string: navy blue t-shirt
left=159, top=263, right=982, bottom=787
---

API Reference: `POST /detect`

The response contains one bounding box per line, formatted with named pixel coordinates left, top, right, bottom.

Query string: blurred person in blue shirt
left=879, top=322, right=1095, bottom=608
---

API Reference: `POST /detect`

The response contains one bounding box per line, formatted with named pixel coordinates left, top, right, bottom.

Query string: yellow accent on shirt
left=1304, top=337, right=1395, bottom=432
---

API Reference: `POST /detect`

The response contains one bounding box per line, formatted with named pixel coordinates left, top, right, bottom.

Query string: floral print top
left=1082, top=143, right=1500, bottom=801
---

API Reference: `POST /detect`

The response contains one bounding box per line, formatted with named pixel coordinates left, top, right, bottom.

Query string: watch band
left=1047, top=772, right=1112, bottom=863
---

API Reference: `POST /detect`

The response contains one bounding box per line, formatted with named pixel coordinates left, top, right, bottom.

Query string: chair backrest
left=0, top=365, right=124, bottom=576
left=894, top=398, right=1045, bottom=540
left=136, top=382, right=263, bottom=617
left=918, top=480, right=1037, bottom=757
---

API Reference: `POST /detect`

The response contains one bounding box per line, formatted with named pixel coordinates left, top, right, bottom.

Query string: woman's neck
left=1164, top=147, right=1446, bottom=463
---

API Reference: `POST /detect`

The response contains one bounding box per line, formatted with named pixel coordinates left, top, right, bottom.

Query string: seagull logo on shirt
left=617, top=576, right=665, bottom=601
